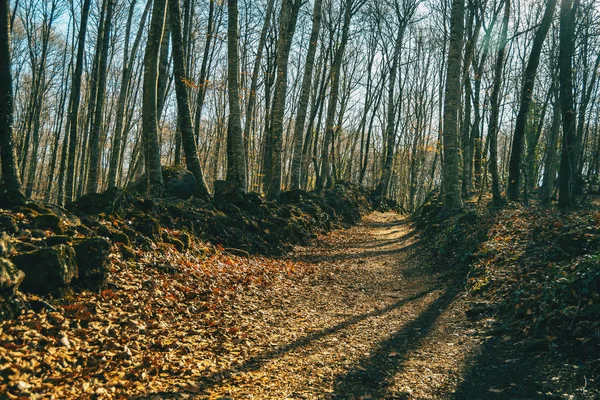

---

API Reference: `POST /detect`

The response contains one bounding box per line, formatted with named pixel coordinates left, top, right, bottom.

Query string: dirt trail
left=3, top=212, right=592, bottom=399
left=187, top=212, right=523, bottom=399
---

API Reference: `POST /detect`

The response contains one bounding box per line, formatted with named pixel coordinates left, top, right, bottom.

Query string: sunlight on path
left=198, top=212, right=483, bottom=399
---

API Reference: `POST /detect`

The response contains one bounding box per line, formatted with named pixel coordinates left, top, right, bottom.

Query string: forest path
left=186, top=212, right=549, bottom=399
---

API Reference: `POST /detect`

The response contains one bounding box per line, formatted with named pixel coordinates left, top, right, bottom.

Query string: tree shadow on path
left=329, top=288, right=458, bottom=399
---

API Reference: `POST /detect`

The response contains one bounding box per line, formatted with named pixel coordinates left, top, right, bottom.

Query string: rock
left=0, top=258, right=24, bottom=294
left=69, top=187, right=129, bottom=215
left=162, top=233, right=185, bottom=252
left=73, top=238, right=111, bottom=291
left=131, top=214, right=160, bottom=238
left=214, top=180, right=245, bottom=204
left=0, top=233, right=10, bottom=257
left=12, top=245, right=78, bottom=294
left=0, top=289, right=27, bottom=320
left=163, top=166, right=196, bottom=199
left=22, top=203, right=53, bottom=215
left=33, top=213, right=65, bottom=234
left=120, top=244, right=137, bottom=261
left=12, top=240, right=39, bottom=253
left=179, top=232, right=191, bottom=248
left=44, top=235, right=72, bottom=246
left=98, top=224, right=130, bottom=245
left=31, top=229, right=46, bottom=238
left=0, top=213, right=18, bottom=234
left=10, top=206, right=40, bottom=218
left=0, top=185, right=26, bottom=208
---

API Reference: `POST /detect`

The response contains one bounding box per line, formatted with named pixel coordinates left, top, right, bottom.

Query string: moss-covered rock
left=98, top=224, right=130, bottom=245
left=44, top=235, right=73, bottom=246
left=0, top=258, right=24, bottom=294
left=163, top=166, right=197, bottom=199
left=33, top=213, right=65, bottom=234
left=0, top=185, right=26, bottom=208
left=72, top=237, right=111, bottom=291
left=12, top=245, right=78, bottom=294
left=0, top=213, right=18, bottom=234
left=129, top=213, right=160, bottom=239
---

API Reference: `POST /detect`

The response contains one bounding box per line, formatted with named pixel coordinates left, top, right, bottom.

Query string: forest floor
left=1, top=212, right=597, bottom=399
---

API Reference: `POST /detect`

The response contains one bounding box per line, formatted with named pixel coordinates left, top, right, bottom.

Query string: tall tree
left=225, top=0, right=247, bottom=192
left=557, top=0, right=579, bottom=208
left=107, top=0, right=150, bottom=188
left=65, top=0, right=92, bottom=203
left=169, top=0, right=210, bottom=198
left=488, top=0, right=510, bottom=206
left=265, top=0, right=302, bottom=199
left=142, top=0, right=168, bottom=196
left=290, top=0, right=323, bottom=190
left=0, top=0, right=21, bottom=190
left=318, top=0, right=364, bottom=192
left=243, top=0, right=275, bottom=160
left=441, top=0, right=465, bottom=211
left=375, top=0, right=417, bottom=197
left=87, top=0, right=115, bottom=194
left=506, top=0, right=558, bottom=201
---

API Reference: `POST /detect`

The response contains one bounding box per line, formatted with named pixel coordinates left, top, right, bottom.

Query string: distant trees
left=1, top=0, right=598, bottom=211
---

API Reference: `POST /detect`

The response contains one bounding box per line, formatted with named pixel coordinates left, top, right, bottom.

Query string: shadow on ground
left=328, top=289, right=458, bottom=399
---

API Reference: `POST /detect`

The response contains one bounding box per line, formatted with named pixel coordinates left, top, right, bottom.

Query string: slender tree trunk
left=87, top=0, right=114, bottom=194
left=193, top=0, right=217, bottom=146
left=142, top=0, right=168, bottom=196
left=488, top=0, right=510, bottom=206
left=266, top=0, right=302, bottom=199
left=506, top=0, right=557, bottom=201
left=65, top=0, right=92, bottom=203
left=225, top=0, right=247, bottom=192
left=318, top=0, right=355, bottom=192
left=0, top=0, right=20, bottom=190
left=107, top=0, right=149, bottom=188
left=169, top=0, right=210, bottom=198
left=441, top=0, right=465, bottom=211
left=541, top=83, right=561, bottom=204
left=243, top=0, right=274, bottom=158
left=290, top=0, right=323, bottom=190
left=376, top=25, right=404, bottom=197
left=557, top=0, right=578, bottom=208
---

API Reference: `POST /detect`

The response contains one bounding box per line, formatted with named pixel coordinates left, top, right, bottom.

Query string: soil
left=1, top=212, right=597, bottom=399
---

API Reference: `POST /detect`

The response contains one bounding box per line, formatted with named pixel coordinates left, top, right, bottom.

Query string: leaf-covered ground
left=1, top=212, right=597, bottom=399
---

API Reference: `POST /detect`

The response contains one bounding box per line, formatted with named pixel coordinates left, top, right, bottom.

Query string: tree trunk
left=0, top=0, right=20, bottom=190
left=107, top=0, right=150, bottom=188
left=317, top=0, right=355, bottom=192
left=540, top=84, right=561, bottom=204
left=243, top=0, right=274, bottom=158
left=193, top=0, right=218, bottom=146
left=266, top=0, right=302, bottom=200
left=87, top=0, right=114, bottom=194
left=441, top=0, right=465, bottom=211
left=225, top=0, right=247, bottom=192
left=290, top=0, right=323, bottom=190
left=488, top=0, right=509, bottom=206
left=142, top=0, right=168, bottom=197
left=168, top=0, right=210, bottom=198
left=375, top=26, right=404, bottom=197
left=65, top=0, right=92, bottom=203
left=506, top=0, right=557, bottom=201
left=557, top=0, right=578, bottom=208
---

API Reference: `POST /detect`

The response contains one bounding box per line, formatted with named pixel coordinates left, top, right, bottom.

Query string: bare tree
left=142, top=0, right=168, bottom=196
left=0, top=0, right=21, bottom=190
left=225, top=0, right=247, bottom=192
